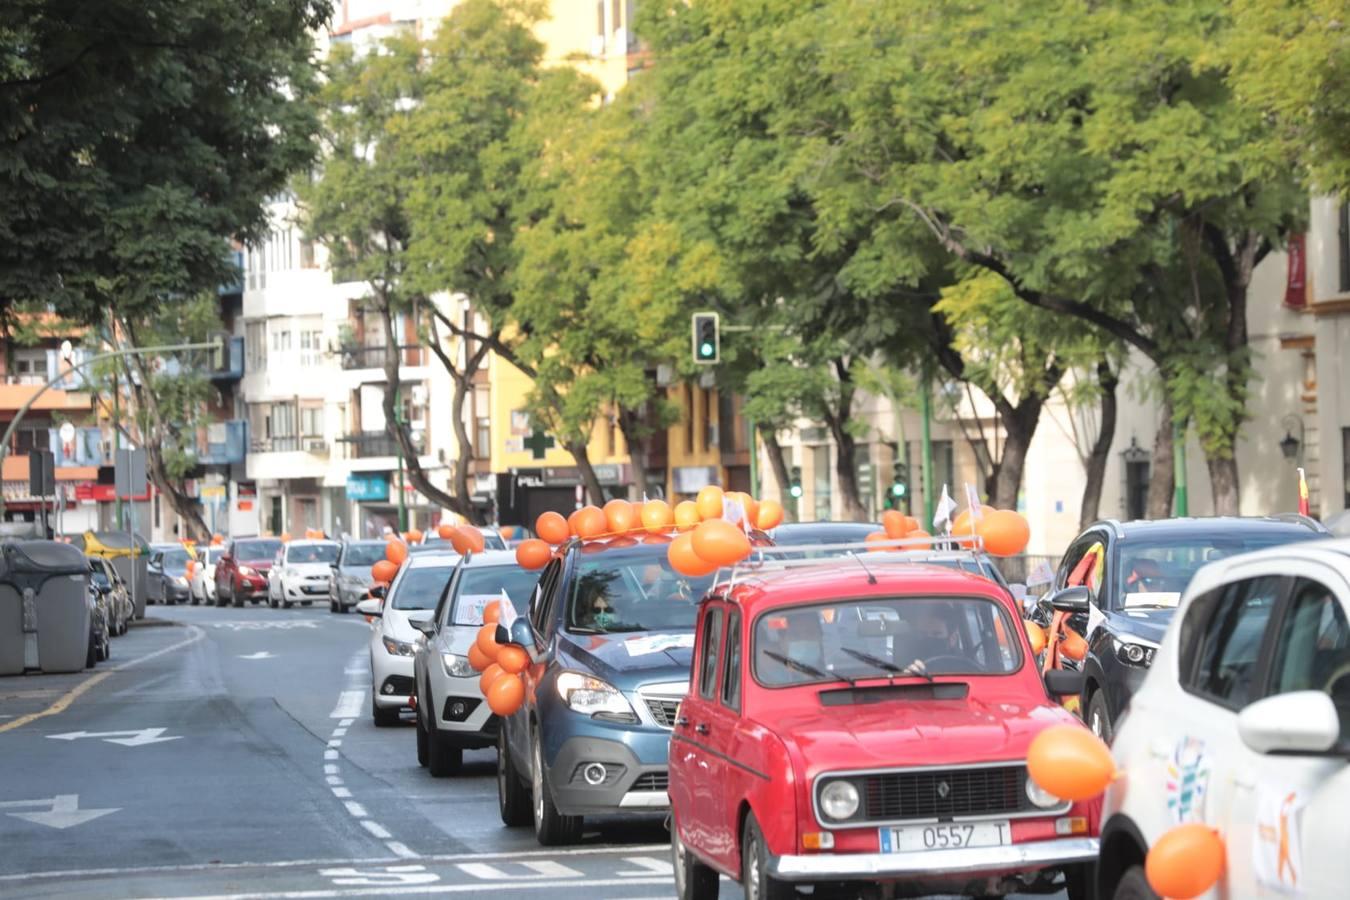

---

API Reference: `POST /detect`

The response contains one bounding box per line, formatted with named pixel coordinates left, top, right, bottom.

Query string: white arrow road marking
left=0, top=794, right=119, bottom=829
left=238, top=651, right=275, bottom=660
left=320, top=864, right=439, bottom=886
left=330, top=690, right=365, bottom=719
left=47, top=727, right=182, bottom=747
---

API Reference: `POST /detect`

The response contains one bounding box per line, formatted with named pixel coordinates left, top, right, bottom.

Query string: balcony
left=210, top=336, right=245, bottom=382
left=199, top=419, right=247, bottom=465
left=337, top=344, right=426, bottom=371
left=337, top=429, right=425, bottom=459
left=51, top=426, right=106, bottom=468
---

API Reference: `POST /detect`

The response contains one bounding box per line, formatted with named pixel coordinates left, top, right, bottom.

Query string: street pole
left=112, top=371, right=122, bottom=530
left=1173, top=423, right=1189, bottom=516
left=920, top=371, right=936, bottom=527
left=746, top=415, right=759, bottom=498
left=394, top=380, right=407, bottom=532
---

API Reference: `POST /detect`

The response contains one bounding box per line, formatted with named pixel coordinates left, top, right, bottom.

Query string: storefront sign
left=346, top=473, right=389, bottom=502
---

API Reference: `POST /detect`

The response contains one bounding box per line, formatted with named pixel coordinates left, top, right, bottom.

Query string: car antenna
left=847, top=551, right=878, bottom=585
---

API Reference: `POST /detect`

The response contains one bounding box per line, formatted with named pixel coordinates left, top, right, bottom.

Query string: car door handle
left=694, top=723, right=710, bottom=736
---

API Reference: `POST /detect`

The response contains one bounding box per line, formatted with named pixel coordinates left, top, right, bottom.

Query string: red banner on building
left=1285, top=233, right=1307, bottom=309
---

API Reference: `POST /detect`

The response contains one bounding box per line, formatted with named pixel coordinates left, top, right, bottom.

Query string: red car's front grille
left=862, top=765, right=1032, bottom=821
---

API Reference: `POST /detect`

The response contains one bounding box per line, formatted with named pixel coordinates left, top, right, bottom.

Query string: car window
left=1269, top=578, right=1350, bottom=747
left=341, top=543, right=386, bottom=567
left=448, top=566, right=541, bottom=626
left=286, top=544, right=339, bottom=564
left=699, top=607, right=724, bottom=699
left=389, top=565, right=454, bottom=611
left=530, top=559, right=562, bottom=634
left=1182, top=576, right=1285, bottom=710
left=235, top=539, right=282, bottom=560
left=564, top=546, right=714, bottom=634
left=721, top=611, right=742, bottom=711
left=1117, top=536, right=1314, bottom=612
left=162, top=548, right=191, bottom=569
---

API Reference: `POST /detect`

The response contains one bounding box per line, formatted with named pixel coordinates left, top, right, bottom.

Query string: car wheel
left=330, top=597, right=337, bottom=613
left=415, top=707, right=429, bottom=767
left=672, top=810, right=720, bottom=900
left=302, top=600, right=312, bottom=606
left=283, top=600, right=293, bottom=609
left=372, top=693, right=401, bottom=727
left=1087, top=691, right=1114, bottom=744
left=427, top=730, right=461, bottom=777
left=1110, top=865, right=1157, bottom=900
left=531, top=729, right=582, bottom=845
left=742, top=814, right=793, bottom=900
left=86, top=635, right=97, bottom=669
left=231, top=584, right=244, bottom=608
left=498, top=727, right=531, bottom=827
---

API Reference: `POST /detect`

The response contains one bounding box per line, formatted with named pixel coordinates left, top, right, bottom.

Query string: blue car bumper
left=537, top=698, right=673, bottom=816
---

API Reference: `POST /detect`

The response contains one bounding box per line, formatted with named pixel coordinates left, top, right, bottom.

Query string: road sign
left=114, top=448, right=147, bottom=499
left=47, top=727, right=182, bottom=747
left=27, top=450, right=54, bottom=496
left=0, top=794, right=118, bottom=829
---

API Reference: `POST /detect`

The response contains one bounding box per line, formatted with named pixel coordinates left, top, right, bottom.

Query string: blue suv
left=496, top=538, right=716, bottom=845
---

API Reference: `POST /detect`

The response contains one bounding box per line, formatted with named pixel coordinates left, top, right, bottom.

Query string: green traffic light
left=789, top=485, right=803, bottom=498
left=699, top=341, right=715, bottom=358
left=891, top=483, right=906, bottom=497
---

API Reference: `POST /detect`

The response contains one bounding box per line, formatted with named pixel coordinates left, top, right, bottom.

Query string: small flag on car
left=1297, top=467, right=1310, bottom=517
left=933, top=484, right=958, bottom=533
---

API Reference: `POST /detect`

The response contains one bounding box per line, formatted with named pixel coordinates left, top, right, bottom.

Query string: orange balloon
left=567, top=508, right=583, bottom=535
left=1146, top=824, right=1225, bottom=899
left=604, top=499, right=638, bottom=534
left=479, top=663, right=504, bottom=696
left=535, top=511, right=570, bottom=545
left=865, top=531, right=891, bottom=552
left=487, top=671, right=526, bottom=716
left=695, top=485, right=725, bottom=520
left=185, top=560, right=197, bottom=577
left=976, top=509, right=1031, bottom=557
left=756, top=499, right=784, bottom=531
left=467, top=642, right=492, bottom=672
left=903, top=516, right=920, bottom=533
left=280, top=532, right=292, bottom=543
left=496, top=644, right=529, bottom=675
left=691, top=518, right=751, bottom=567
left=515, top=538, right=552, bottom=570
left=385, top=540, right=408, bottom=565
left=500, top=526, right=517, bottom=540
left=574, top=506, right=607, bottom=539
left=1026, top=724, right=1115, bottom=802
left=674, top=501, right=701, bottom=531
left=483, top=601, right=502, bottom=625
left=405, top=529, right=423, bottom=544
left=458, top=526, right=486, bottom=554
left=1060, top=627, right=1088, bottom=661
left=641, top=499, right=674, bottom=533
left=668, top=532, right=719, bottom=577
left=906, top=529, right=932, bottom=549
left=726, top=492, right=758, bottom=529
left=881, top=510, right=907, bottom=539
left=951, top=509, right=975, bottom=536
left=1024, top=620, right=1047, bottom=655
left=476, top=622, right=501, bottom=661
left=437, top=523, right=457, bottom=540
left=371, top=560, right=399, bottom=584
left=641, top=532, right=673, bottom=545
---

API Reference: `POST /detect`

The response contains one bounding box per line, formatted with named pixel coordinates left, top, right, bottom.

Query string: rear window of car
left=565, top=544, right=714, bottom=634
left=391, top=565, right=454, bottom=611
left=287, top=544, right=339, bottom=564
left=449, top=565, right=542, bottom=626
left=1117, top=534, right=1318, bottom=611
left=236, top=540, right=282, bottom=560
left=162, top=548, right=191, bottom=568
left=341, top=543, right=387, bottom=566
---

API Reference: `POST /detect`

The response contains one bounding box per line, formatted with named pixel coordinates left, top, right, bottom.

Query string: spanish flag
left=1297, top=467, right=1310, bottom=517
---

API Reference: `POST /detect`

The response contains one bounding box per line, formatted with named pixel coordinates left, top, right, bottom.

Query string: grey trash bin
left=0, top=550, right=20, bottom=675
left=1, top=540, right=92, bottom=674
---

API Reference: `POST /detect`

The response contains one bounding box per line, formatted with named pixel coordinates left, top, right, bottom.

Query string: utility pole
left=1173, top=425, right=1189, bottom=516
left=112, top=370, right=122, bottom=529
left=394, top=379, right=407, bottom=532
left=920, top=371, right=936, bottom=526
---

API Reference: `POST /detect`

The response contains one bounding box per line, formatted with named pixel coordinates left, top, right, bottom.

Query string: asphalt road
left=0, top=604, right=1067, bottom=900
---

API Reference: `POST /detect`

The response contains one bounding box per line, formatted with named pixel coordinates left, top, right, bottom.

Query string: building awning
left=0, top=384, right=93, bottom=413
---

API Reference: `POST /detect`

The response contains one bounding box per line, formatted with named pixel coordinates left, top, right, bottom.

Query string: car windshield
left=287, top=544, right=338, bottom=564
left=162, top=548, right=191, bottom=570
left=203, top=547, right=223, bottom=564
left=236, top=540, right=282, bottom=561
left=341, top=543, right=387, bottom=567
left=566, top=543, right=715, bottom=634
left=753, top=596, right=1022, bottom=687
left=390, top=565, right=454, bottom=611
left=448, top=566, right=542, bottom=626
left=1117, top=535, right=1317, bottom=610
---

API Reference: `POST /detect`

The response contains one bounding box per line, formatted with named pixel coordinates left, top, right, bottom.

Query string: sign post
left=115, top=449, right=147, bottom=613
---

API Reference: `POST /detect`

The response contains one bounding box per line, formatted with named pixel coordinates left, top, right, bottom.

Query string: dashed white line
left=331, top=788, right=352, bottom=799
left=323, top=764, right=338, bottom=775
left=360, top=820, right=392, bottom=839
left=331, top=727, right=347, bottom=738
left=329, top=690, right=364, bottom=719
left=324, top=750, right=338, bottom=761
left=342, top=801, right=367, bottom=818
left=326, top=776, right=343, bottom=786
left=339, top=718, right=354, bottom=727
left=385, top=840, right=418, bottom=859
left=327, top=739, right=341, bottom=748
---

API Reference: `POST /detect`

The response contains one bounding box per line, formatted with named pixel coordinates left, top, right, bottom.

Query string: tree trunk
left=761, top=428, right=796, bottom=522
left=990, top=403, right=1038, bottom=511
left=1079, top=362, right=1119, bottom=528
left=566, top=440, right=606, bottom=505
left=1206, top=454, right=1240, bottom=516
left=824, top=359, right=868, bottom=522
left=1146, top=402, right=1175, bottom=519
left=616, top=406, right=650, bottom=501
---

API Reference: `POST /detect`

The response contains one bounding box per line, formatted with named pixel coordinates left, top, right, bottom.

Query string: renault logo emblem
left=936, top=780, right=951, bottom=799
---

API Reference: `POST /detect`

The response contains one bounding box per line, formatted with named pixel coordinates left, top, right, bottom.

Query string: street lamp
left=1279, top=414, right=1304, bottom=464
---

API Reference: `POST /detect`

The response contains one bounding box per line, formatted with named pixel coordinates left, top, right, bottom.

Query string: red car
left=669, top=561, right=1098, bottom=900
left=214, top=537, right=283, bottom=607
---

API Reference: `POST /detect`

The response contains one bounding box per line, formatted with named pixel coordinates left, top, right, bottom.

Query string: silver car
left=332, top=540, right=388, bottom=613
left=410, top=550, right=541, bottom=776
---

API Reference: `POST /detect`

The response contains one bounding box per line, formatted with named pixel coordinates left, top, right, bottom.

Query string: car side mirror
left=1047, top=586, right=1091, bottom=615
left=355, top=598, right=383, bottom=617
left=369, top=584, right=387, bottom=600
left=1238, top=691, right=1341, bottom=755
left=1044, top=668, right=1084, bottom=698
left=495, top=619, right=542, bottom=660
left=411, top=618, right=436, bottom=637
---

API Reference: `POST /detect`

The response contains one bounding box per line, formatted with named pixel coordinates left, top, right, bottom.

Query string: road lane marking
left=0, top=794, right=119, bottom=829
left=133, top=877, right=671, bottom=899
left=331, top=727, right=347, bottom=737
left=456, top=861, right=584, bottom=880
left=386, top=842, right=418, bottom=860
left=48, top=727, right=182, bottom=747
left=0, top=625, right=204, bottom=734
left=360, top=821, right=392, bottom=839
left=327, top=740, right=341, bottom=748
left=324, top=750, right=338, bottom=760
left=324, top=765, right=338, bottom=775
left=615, top=857, right=674, bottom=877
left=339, top=718, right=354, bottom=727
left=332, top=788, right=351, bottom=799
left=330, top=691, right=364, bottom=719
left=343, top=801, right=367, bottom=818
left=326, top=777, right=343, bottom=786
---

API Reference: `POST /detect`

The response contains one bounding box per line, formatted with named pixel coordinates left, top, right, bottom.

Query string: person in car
left=758, top=610, right=827, bottom=684
left=897, top=603, right=967, bottom=675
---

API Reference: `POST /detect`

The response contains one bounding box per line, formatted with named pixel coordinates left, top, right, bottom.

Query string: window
left=703, top=388, right=716, bottom=451
left=932, top=440, right=955, bottom=501
left=1269, top=579, right=1350, bottom=747
left=1125, top=458, right=1150, bottom=521
left=612, top=0, right=621, bottom=31
left=271, top=329, right=291, bottom=352
left=476, top=416, right=490, bottom=459
left=529, top=560, right=562, bottom=635
left=1343, top=427, right=1350, bottom=510
left=699, top=607, right=724, bottom=699
left=1119, top=536, right=1319, bottom=612
left=1182, top=576, right=1285, bottom=710
left=299, top=238, right=316, bottom=269
left=271, top=403, right=296, bottom=451
left=300, top=404, right=323, bottom=438
left=11, top=349, right=46, bottom=385
left=683, top=383, right=694, bottom=454
left=1338, top=203, right=1349, bottom=294
left=812, top=445, right=832, bottom=521
left=245, top=321, right=266, bottom=371
left=299, top=330, right=322, bottom=366
left=721, top=611, right=742, bottom=710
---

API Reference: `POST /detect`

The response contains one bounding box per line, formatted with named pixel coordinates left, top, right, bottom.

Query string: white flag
left=723, top=496, right=750, bottom=532
left=965, top=483, right=983, bottom=521
left=933, top=484, right=958, bottom=533
left=497, top=588, right=518, bottom=630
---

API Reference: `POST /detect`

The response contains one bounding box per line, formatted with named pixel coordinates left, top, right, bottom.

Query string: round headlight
left=819, top=780, right=860, bottom=821
left=1025, top=777, right=1062, bottom=809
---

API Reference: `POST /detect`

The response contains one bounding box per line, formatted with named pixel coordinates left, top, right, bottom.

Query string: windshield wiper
left=762, top=650, right=854, bottom=685
left=839, top=646, right=905, bottom=674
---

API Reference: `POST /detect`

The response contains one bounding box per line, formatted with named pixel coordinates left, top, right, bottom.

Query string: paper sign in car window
left=454, top=594, right=500, bottom=626
left=1254, top=786, right=1305, bottom=894
left=625, top=633, right=695, bottom=656
left=1123, top=592, right=1181, bottom=610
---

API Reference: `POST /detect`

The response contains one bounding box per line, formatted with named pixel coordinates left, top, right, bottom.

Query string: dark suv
left=496, top=539, right=717, bottom=846
left=1039, top=515, right=1326, bottom=741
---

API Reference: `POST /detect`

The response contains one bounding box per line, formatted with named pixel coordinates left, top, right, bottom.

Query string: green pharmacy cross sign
left=523, top=428, right=556, bottom=460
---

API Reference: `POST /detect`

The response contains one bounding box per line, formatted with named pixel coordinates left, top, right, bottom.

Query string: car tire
left=531, top=730, right=582, bottom=845
left=1064, top=862, right=1097, bottom=900
left=283, top=600, right=293, bottom=609
left=329, top=597, right=337, bottom=613
left=498, top=727, right=531, bottom=827
left=1087, top=691, right=1114, bottom=744
left=1110, top=865, right=1157, bottom=900
left=302, top=600, right=311, bottom=606
left=428, top=731, right=462, bottom=777
left=416, top=708, right=430, bottom=767
left=741, top=814, right=793, bottom=900
left=372, top=693, right=401, bottom=727
left=231, top=583, right=244, bottom=608
left=216, top=585, right=228, bottom=607
left=86, top=635, right=97, bottom=669
left=672, top=810, right=720, bottom=900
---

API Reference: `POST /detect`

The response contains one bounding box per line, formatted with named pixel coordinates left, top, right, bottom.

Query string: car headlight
left=1025, top=777, right=1062, bottom=809
left=554, top=672, right=637, bottom=722
left=441, top=653, right=475, bottom=677
left=383, top=637, right=415, bottom=657
left=239, top=566, right=255, bottom=576
left=175, top=576, right=188, bottom=586
left=819, top=780, right=860, bottom=821
left=1113, top=638, right=1156, bottom=668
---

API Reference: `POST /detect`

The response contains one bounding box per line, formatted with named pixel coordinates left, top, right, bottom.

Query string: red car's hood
left=768, top=692, right=1079, bottom=774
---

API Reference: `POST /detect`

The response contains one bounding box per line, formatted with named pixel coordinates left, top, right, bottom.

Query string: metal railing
left=337, top=344, right=425, bottom=370
left=337, top=430, right=424, bottom=459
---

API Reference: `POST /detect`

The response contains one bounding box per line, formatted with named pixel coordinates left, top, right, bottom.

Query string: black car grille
left=643, top=698, right=680, bottom=728
left=861, top=765, right=1033, bottom=821
left=631, top=771, right=669, bottom=792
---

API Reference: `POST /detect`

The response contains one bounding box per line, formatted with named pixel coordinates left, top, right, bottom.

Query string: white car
left=358, top=551, right=459, bottom=726
left=190, top=546, right=224, bottom=605
left=410, top=551, right=541, bottom=775
left=1098, top=537, right=1350, bottom=899
left=267, top=540, right=341, bottom=609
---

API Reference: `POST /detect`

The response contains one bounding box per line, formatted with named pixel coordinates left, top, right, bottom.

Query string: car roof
left=1085, top=515, right=1328, bottom=541
left=285, top=539, right=338, bottom=548
left=769, top=522, right=877, bottom=543
left=457, top=550, right=523, bottom=567
left=402, top=551, right=460, bottom=569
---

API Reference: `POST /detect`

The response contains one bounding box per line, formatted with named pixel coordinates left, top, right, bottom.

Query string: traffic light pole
left=921, top=371, right=935, bottom=527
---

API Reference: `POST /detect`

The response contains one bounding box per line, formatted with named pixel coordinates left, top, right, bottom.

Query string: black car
left=1038, top=515, right=1327, bottom=741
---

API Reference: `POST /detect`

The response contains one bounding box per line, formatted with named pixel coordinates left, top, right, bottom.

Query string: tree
left=1, top=0, right=330, bottom=325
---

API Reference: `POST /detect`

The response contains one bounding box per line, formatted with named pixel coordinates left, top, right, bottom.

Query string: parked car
left=669, top=561, right=1098, bottom=900
left=358, top=551, right=459, bottom=726
left=144, top=542, right=179, bottom=605
left=85, top=582, right=111, bottom=667
left=1041, top=515, right=1327, bottom=741
left=410, top=550, right=543, bottom=775
left=87, top=556, right=130, bottom=636
left=267, top=540, right=340, bottom=609
left=332, top=540, right=388, bottom=613
left=215, top=537, right=283, bottom=607
left=1097, top=537, right=1350, bottom=900
left=148, top=545, right=194, bottom=605
left=190, top=546, right=224, bottom=605
left=495, top=539, right=717, bottom=846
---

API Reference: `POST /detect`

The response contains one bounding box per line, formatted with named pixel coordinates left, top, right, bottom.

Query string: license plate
left=879, top=821, right=1011, bottom=853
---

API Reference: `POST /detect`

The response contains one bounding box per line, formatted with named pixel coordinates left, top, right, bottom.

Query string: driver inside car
left=898, top=603, right=966, bottom=675
left=758, top=610, right=827, bottom=684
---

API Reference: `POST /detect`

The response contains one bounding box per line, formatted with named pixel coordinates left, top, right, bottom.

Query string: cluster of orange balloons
left=865, top=510, right=934, bottom=551
left=211, top=533, right=224, bottom=546
left=438, top=524, right=486, bottom=555
left=465, top=600, right=527, bottom=715
left=948, top=507, right=1031, bottom=557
